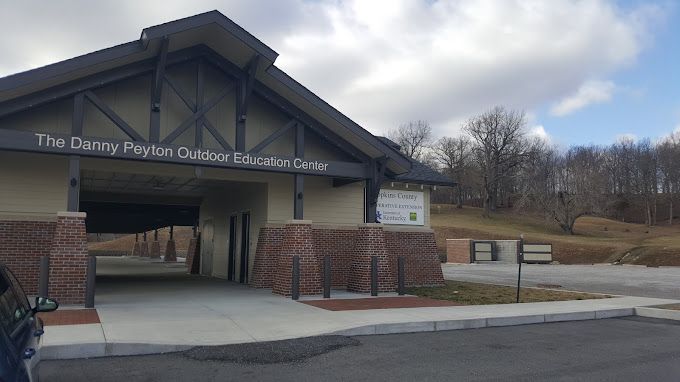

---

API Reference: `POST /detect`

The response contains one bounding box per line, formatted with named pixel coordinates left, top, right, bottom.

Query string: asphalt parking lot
left=40, top=317, right=680, bottom=381
left=442, top=263, right=680, bottom=299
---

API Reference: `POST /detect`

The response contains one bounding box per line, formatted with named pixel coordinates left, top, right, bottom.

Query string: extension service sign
left=376, top=189, right=424, bottom=226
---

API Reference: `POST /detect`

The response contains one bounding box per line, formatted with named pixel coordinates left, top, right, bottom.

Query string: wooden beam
left=195, top=59, right=205, bottom=148
left=150, top=36, right=169, bottom=143
left=164, top=75, right=196, bottom=111
left=67, top=155, right=80, bottom=212
left=161, top=82, right=235, bottom=144
left=249, top=119, right=296, bottom=154
left=235, top=55, right=260, bottom=151
left=84, top=90, right=145, bottom=141
left=203, top=118, right=233, bottom=151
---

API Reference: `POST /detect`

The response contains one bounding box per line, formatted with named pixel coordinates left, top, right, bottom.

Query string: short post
left=85, top=256, right=97, bottom=308
left=192, top=223, right=197, bottom=238
left=516, top=234, right=524, bottom=303
left=135, top=233, right=139, bottom=242
left=371, top=256, right=378, bottom=296
left=143, top=231, right=147, bottom=241
left=397, top=256, right=405, bottom=295
left=154, top=228, right=158, bottom=241
left=169, top=225, right=174, bottom=240
left=39, top=256, right=49, bottom=297
left=323, top=255, right=331, bottom=298
left=291, top=255, right=300, bottom=300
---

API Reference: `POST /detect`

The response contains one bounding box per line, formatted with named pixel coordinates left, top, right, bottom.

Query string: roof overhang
left=0, top=10, right=411, bottom=174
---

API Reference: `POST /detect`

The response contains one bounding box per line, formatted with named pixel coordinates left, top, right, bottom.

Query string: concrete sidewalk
left=40, top=257, right=680, bottom=359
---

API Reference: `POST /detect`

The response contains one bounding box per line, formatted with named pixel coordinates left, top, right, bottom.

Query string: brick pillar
left=446, top=239, right=472, bottom=263
left=140, top=240, right=149, bottom=257
left=132, top=241, right=141, bottom=257
left=150, top=241, right=161, bottom=259
left=48, top=212, right=88, bottom=305
left=185, top=237, right=199, bottom=274
left=164, top=240, right=177, bottom=262
left=348, top=223, right=394, bottom=293
left=250, top=226, right=284, bottom=288
left=272, top=220, right=322, bottom=296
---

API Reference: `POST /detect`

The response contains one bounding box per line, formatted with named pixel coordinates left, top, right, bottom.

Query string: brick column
left=446, top=239, right=472, bottom=263
left=185, top=237, right=199, bottom=274
left=348, top=223, right=394, bottom=293
left=131, top=241, right=141, bottom=257
left=272, top=220, right=322, bottom=296
left=140, top=240, right=149, bottom=257
left=150, top=241, right=161, bottom=259
left=164, top=240, right=177, bottom=262
left=48, top=212, right=88, bottom=305
left=250, top=226, right=284, bottom=288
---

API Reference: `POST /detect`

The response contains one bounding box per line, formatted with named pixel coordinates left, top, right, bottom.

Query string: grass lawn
left=652, top=304, right=680, bottom=311
left=431, top=205, right=680, bottom=266
left=406, top=280, right=607, bottom=305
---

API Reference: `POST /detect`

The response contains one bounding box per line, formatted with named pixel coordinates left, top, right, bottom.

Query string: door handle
left=23, top=348, right=36, bottom=359
left=34, top=329, right=45, bottom=337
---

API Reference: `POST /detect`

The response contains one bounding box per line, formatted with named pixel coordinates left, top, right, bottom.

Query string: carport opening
left=78, top=166, right=268, bottom=304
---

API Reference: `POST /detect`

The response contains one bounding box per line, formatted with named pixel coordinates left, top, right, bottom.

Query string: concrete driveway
left=442, top=263, right=680, bottom=299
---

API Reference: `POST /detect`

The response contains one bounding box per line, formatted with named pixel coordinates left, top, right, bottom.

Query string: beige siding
left=303, top=176, right=364, bottom=225
left=200, top=182, right=267, bottom=279
left=0, top=98, right=72, bottom=134
left=0, top=152, right=67, bottom=217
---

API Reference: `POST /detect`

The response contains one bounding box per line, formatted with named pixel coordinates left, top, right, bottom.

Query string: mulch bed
left=301, top=297, right=462, bottom=311
left=37, top=309, right=100, bottom=326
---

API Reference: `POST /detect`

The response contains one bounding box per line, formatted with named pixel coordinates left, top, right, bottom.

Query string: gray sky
left=0, top=0, right=672, bottom=142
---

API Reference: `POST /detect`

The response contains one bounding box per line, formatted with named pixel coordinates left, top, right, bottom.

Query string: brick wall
left=48, top=212, right=88, bottom=305
left=0, top=220, right=56, bottom=295
left=250, top=223, right=446, bottom=293
left=446, top=239, right=472, bottom=263
left=312, top=227, right=356, bottom=288
left=385, top=229, right=445, bottom=287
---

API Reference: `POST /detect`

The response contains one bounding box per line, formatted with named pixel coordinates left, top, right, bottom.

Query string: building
left=0, top=11, right=453, bottom=304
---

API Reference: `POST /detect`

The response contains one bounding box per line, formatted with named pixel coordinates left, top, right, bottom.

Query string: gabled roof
left=0, top=10, right=413, bottom=174
left=377, top=137, right=455, bottom=186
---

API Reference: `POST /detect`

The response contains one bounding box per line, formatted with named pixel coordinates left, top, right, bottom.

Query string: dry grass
left=431, top=205, right=680, bottom=265
left=88, top=226, right=194, bottom=255
left=651, top=304, right=680, bottom=311
left=407, top=280, right=606, bottom=305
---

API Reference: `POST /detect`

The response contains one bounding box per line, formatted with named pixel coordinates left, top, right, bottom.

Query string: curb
left=635, top=307, right=680, bottom=321
left=41, top=342, right=193, bottom=360
left=331, top=308, right=634, bottom=336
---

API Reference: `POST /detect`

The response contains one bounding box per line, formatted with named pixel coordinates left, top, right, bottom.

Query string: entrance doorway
left=228, top=215, right=237, bottom=281
left=239, top=212, right=251, bottom=284
left=201, top=219, right=214, bottom=276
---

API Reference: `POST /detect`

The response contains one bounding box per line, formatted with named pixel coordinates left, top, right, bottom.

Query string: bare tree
left=388, top=120, right=433, bottom=160
left=518, top=145, right=606, bottom=234
left=431, top=136, right=474, bottom=208
left=464, top=106, right=532, bottom=217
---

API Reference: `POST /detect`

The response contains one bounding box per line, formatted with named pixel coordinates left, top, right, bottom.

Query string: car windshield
left=0, top=268, right=31, bottom=335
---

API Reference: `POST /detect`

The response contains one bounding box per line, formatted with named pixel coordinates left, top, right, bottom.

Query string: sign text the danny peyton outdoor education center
left=34, top=133, right=330, bottom=172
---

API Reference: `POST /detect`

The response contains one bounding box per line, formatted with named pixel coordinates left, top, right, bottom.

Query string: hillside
left=431, top=204, right=680, bottom=266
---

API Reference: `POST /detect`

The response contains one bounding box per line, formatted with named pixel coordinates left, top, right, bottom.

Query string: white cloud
left=616, top=133, right=637, bottom=143
left=0, top=0, right=666, bottom=138
left=529, top=125, right=551, bottom=142
left=550, top=80, right=616, bottom=116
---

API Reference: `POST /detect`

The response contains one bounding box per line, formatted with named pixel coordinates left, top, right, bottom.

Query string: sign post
left=516, top=234, right=524, bottom=303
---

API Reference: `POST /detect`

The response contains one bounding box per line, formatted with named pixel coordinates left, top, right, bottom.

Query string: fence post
left=39, top=256, right=49, bottom=297
left=85, top=256, right=97, bottom=308
left=371, top=256, right=378, bottom=296
left=291, top=255, right=300, bottom=300
left=323, top=255, right=331, bottom=299
left=397, top=256, right=405, bottom=295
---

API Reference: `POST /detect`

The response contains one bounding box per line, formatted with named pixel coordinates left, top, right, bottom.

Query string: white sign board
left=376, top=189, right=425, bottom=226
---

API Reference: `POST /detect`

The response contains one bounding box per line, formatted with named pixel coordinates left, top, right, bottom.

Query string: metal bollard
left=39, top=256, right=49, bottom=297
left=291, top=255, right=300, bottom=300
left=323, top=255, right=331, bottom=299
left=397, top=256, right=405, bottom=295
left=85, top=256, right=97, bottom=308
left=371, top=256, right=378, bottom=296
